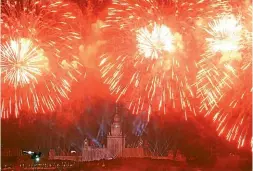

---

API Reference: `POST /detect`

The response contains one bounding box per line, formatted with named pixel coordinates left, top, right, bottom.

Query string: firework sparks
left=176, top=0, right=231, bottom=24
left=136, top=24, right=179, bottom=60
left=196, top=6, right=252, bottom=147
left=1, top=38, right=48, bottom=87
left=206, top=15, right=242, bottom=56
left=211, top=73, right=252, bottom=148
left=196, top=14, right=246, bottom=111
left=1, top=0, right=82, bottom=118
left=100, top=0, right=197, bottom=120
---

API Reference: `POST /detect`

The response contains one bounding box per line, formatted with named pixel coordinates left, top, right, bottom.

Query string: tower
left=107, top=104, right=125, bottom=158
left=82, top=138, right=90, bottom=161
left=83, top=138, right=89, bottom=149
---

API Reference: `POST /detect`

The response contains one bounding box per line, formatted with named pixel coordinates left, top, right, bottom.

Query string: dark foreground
left=2, top=158, right=252, bottom=171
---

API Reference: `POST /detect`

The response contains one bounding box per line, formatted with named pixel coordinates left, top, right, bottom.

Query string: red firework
left=99, top=0, right=201, bottom=120
left=196, top=4, right=252, bottom=148
left=1, top=0, right=82, bottom=118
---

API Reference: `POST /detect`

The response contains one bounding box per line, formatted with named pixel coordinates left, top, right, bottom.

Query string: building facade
left=81, top=113, right=144, bottom=161
left=49, top=111, right=144, bottom=161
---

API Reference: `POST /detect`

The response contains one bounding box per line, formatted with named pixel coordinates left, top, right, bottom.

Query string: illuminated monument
left=50, top=105, right=144, bottom=161
left=49, top=105, right=186, bottom=161
left=106, top=107, right=125, bottom=157
left=82, top=106, right=144, bottom=161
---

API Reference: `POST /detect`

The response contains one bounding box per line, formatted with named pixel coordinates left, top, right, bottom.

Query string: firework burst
left=196, top=6, right=252, bottom=147
left=100, top=0, right=198, bottom=120
left=1, top=38, right=48, bottom=88
left=196, top=15, right=245, bottom=109
left=1, top=0, right=82, bottom=118
left=175, top=0, right=231, bottom=25
left=207, top=64, right=252, bottom=148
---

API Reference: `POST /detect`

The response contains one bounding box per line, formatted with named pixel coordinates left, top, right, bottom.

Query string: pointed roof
left=114, top=103, right=120, bottom=122
left=115, top=103, right=119, bottom=114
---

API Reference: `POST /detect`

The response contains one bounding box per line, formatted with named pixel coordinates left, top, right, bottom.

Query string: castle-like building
left=49, top=106, right=187, bottom=162
left=82, top=113, right=144, bottom=161
left=49, top=108, right=144, bottom=161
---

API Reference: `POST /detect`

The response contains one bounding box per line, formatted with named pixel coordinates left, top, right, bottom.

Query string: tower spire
left=115, top=103, right=118, bottom=114
left=113, top=103, right=120, bottom=123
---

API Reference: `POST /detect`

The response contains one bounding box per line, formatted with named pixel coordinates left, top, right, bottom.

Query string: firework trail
left=1, top=0, right=82, bottom=118
left=100, top=0, right=202, bottom=120
left=196, top=5, right=252, bottom=147
left=176, top=0, right=231, bottom=25
left=196, top=15, right=245, bottom=109
left=205, top=61, right=252, bottom=148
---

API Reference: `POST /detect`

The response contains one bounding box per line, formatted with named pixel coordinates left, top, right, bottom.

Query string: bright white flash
left=206, top=15, right=242, bottom=53
left=136, top=23, right=175, bottom=60
left=1, top=38, right=48, bottom=88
